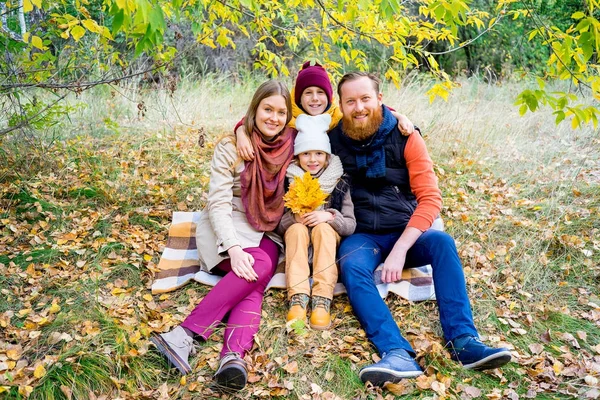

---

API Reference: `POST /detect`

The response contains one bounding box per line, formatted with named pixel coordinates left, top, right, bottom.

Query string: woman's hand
left=390, top=111, right=415, bottom=136
left=227, top=246, right=258, bottom=282
left=301, top=211, right=334, bottom=227
left=235, top=125, right=255, bottom=161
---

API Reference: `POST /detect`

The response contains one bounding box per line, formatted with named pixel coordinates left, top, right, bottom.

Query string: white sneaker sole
left=359, top=367, right=423, bottom=386
left=462, top=350, right=512, bottom=370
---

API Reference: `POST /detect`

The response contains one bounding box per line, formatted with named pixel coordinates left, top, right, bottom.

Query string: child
left=150, top=80, right=295, bottom=391
left=277, top=113, right=356, bottom=330
left=235, top=61, right=416, bottom=161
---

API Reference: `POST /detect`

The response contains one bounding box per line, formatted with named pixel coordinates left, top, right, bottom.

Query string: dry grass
left=1, top=75, right=599, bottom=399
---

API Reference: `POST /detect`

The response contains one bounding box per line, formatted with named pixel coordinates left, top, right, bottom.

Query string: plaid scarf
left=240, top=126, right=296, bottom=231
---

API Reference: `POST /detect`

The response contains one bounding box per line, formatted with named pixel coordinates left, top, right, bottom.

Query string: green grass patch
left=0, top=248, right=61, bottom=267
left=129, top=213, right=165, bottom=231
left=5, top=188, right=61, bottom=215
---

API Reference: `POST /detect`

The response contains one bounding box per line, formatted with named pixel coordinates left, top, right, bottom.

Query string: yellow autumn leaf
left=34, top=363, right=46, bottom=379
left=18, top=308, right=32, bottom=317
left=283, top=172, right=328, bottom=215
left=6, top=349, right=21, bottom=360
left=71, top=25, right=86, bottom=41
left=49, top=303, right=61, bottom=314
left=82, top=19, right=101, bottom=34
left=23, top=0, right=33, bottom=12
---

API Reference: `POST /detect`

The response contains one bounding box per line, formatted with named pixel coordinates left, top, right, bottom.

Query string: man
left=328, top=72, right=512, bottom=387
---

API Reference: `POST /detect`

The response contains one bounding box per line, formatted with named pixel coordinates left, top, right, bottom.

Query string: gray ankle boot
left=150, top=326, right=196, bottom=374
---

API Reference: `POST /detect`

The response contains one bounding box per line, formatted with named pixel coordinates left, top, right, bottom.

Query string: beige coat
left=195, top=137, right=283, bottom=272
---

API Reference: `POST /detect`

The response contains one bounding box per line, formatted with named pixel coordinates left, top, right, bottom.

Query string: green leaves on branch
left=515, top=3, right=600, bottom=128
left=2, top=0, right=599, bottom=132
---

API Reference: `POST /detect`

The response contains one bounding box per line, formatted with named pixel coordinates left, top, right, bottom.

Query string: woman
left=151, top=80, right=295, bottom=391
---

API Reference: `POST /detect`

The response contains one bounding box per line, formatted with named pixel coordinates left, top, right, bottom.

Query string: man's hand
left=227, top=245, right=258, bottom=282
left=235, top=125, right=255, bottom=161
left=381, top=247, right=407, bottom=283
left=301, top=211, right=333, bottom=227
left=381, top=226, right=423, bottom=283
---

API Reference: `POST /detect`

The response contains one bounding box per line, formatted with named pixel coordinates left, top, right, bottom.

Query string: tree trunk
left=18, top=0, right=27, bottom=35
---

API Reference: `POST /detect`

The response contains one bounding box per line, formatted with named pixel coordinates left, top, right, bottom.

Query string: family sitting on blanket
left=151, top=63, right=512, bottom=391
left=236, top=62, right=414, bottom=330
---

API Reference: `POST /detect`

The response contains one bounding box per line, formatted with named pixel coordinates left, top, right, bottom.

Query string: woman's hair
left=243, top=80, right=292, bottom=138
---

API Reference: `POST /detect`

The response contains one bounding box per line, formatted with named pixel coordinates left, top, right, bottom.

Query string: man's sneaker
left=214, top=352, right=248, bottom=391
left=150, top=326, right=196, bottom=374
left=359, top=349, right=423, bottom=386
left=448, top=335, right=512, bottom=370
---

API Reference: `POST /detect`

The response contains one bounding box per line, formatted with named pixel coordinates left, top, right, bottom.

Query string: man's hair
left=337, top=72, right=381, bottom=99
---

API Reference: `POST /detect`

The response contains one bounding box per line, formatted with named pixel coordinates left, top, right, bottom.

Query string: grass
left=1, top=75, right=599, bottom=399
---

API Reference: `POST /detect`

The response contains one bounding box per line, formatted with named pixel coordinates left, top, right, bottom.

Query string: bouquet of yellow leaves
left=283, top=172, right=328, bottom=214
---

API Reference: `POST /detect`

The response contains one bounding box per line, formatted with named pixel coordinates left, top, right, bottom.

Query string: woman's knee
left=250, top=250, right=277, bottom=281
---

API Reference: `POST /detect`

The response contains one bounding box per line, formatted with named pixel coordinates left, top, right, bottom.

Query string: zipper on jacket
left=372, top=189, right=379, bottom=231
left=394, top=185, right=416, bottom=214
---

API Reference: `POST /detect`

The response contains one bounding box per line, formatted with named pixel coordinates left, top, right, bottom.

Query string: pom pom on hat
left=294, top=61, right=333, bottom=110
left=294, top=114, right=332, bottom=155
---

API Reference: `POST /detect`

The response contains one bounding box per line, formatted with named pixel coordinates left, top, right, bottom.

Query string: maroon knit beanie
left=294, top=61, right=333, bottom=111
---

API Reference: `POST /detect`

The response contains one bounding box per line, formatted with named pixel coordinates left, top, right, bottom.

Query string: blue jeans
left=338, top=229, right=478, bottom=357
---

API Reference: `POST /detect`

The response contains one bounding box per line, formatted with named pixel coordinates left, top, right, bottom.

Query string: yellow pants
left=284, top=223, right=340, bottom=300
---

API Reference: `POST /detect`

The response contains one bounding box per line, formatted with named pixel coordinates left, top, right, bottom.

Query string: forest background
left=1, top=0, right=599, bottom=399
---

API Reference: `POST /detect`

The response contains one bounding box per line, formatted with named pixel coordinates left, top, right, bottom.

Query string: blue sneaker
left=359, top=349, right=423, bottom=386
left=449, top=335, right=512, bottom=370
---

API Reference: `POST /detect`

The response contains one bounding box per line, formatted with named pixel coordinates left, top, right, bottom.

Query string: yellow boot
left=287, top=294, right=309, bottom=322
left=309, top=296, right=332, bottom=330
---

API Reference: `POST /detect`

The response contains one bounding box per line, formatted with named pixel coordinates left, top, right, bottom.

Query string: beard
left=342, top=106, right=384, bottom=141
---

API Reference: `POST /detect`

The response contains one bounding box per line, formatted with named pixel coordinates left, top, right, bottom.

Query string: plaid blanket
left=151, top=212, right=436, bottom=301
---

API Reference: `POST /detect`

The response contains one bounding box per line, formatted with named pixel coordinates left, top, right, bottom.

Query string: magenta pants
left=181, top=236, right=279, bottom=358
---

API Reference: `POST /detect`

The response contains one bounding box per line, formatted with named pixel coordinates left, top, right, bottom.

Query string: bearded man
left=328, top=72, right=512, bottom=386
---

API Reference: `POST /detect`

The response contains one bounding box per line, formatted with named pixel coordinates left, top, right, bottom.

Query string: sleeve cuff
left=407, top=215, right=431, bottom=232
left=326, top=209, right=344, bottom=232
left=217, top=236, right=240, bottom=255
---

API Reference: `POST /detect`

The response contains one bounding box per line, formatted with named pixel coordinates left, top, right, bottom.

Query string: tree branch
left=425, top=14, right=504, bottom=56
left=0, top=93, right=67, bottom=136
left=0, top=63, right=165, bottom=91
left=522, top=0, right=592, bottom=91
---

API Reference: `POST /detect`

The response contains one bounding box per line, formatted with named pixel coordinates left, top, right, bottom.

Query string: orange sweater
left=404, top=133, right=443, bottom=231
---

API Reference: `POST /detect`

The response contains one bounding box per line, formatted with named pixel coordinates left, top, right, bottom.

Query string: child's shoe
left=309, top=296, right=332, bottom=330
left=287, top=293, right=309, bottom=322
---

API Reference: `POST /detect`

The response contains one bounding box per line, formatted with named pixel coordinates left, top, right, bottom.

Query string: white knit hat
left=293, top=113, right=332, bottom=155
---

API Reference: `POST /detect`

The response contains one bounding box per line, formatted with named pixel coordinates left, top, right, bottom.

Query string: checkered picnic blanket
left=151, top=212, right=436, bottom=301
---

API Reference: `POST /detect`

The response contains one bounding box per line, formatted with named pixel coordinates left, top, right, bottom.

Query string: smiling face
left=254, top=95, right=288, bottom=140
left=339, top=76, right=384, bottom=141
left=298, top=150, right=328, bottom=175
left=300, top=86, right=329, bottom=116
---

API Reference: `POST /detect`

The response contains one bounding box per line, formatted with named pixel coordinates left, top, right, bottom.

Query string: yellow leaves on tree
left=283, top=172, right=328, bottom=215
